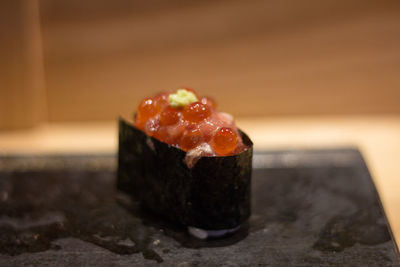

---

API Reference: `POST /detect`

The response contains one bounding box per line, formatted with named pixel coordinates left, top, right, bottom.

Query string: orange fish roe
left=135, top=98, right=161, bottom=130
left=160, top=106, right=181, bottom=126
left=154, top=92, right=169, bottom=107
left=182, top=102, right=211, bottom=123
left=200, top=97, right=217, bottom=109
left=134, top=88, right=247, bottom=156
left=211, top=127, right=239, bottom=156
left=180, top=128, right=204, bottom=151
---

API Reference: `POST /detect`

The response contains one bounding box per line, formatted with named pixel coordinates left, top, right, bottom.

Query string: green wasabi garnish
left=169, top=89, right=198, bottom=108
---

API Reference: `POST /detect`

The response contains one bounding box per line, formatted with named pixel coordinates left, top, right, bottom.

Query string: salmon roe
left=200, top=97, right=217, bottom=109
left=160, top=106, right=180, bottom=126
left=151, top=126, right=170, bottom=144
left=135, top=98, right=161, bottom=129
left=180, top=128, right=203, bottom=151
left=133, top=88, right=247, bottom=155
left=182, top=102, right=211, bottom=123
left=211, top=127, right=238, bottom=156
left=154, top=93, right=169, bottom=106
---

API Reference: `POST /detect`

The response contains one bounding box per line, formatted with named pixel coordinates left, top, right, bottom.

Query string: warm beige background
left=0, top=0, right=46, bottom=129
left=41, top=0, right=400, bottom=121
left=1, top=0, right=400, bottom=128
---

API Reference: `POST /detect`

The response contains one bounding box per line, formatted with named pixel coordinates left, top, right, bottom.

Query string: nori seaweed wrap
left=117, top=117, right=253, bottom=232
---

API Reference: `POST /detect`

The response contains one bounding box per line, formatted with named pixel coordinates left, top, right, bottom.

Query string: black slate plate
left=0, top=149, right=399, bottom=266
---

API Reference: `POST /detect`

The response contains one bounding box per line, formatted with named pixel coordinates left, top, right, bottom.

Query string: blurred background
left=1, top=0, right=400, bottom=129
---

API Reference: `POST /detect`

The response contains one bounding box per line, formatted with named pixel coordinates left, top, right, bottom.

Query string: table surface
left=0, top=150, right=398, bottom=266
left=1, top=115, right=400, bottom=247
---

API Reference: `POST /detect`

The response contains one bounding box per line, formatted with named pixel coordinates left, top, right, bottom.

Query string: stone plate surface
left=0, top=149, right=399, bottom=266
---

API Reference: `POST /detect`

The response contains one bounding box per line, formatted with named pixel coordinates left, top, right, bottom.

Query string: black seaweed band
left=117, top=117, right=253, bottom=230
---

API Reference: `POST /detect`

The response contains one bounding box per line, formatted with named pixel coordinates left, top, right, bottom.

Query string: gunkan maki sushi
left=117, top=88, right=253, bottom=239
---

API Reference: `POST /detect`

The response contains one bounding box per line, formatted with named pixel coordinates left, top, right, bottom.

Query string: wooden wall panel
left=4, top=0, right=400, bottom=124
left=0, top=0, right=46, bottom=129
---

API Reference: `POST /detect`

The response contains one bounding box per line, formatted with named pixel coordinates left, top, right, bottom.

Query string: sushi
left=117, top=88, right=253, bottom=239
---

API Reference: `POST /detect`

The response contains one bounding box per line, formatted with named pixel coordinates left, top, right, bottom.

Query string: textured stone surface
left=0, top=149, right=399, bottom=266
